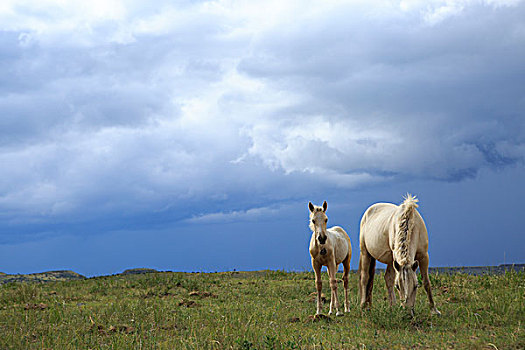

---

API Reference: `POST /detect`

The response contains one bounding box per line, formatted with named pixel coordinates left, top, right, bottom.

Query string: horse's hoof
left=345, top=308, right=351, bottom=313
left=431, top=308, right=441, bottom=316
left=336, top=311, right=344, bottom=316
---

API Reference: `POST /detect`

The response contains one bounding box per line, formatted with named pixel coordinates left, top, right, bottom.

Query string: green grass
left=0, top=270, right=523, bottom=349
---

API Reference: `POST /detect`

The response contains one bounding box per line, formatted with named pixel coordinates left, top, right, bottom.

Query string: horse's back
left=360, top=201, right=429, bottom=262
left=360, top=202, right=397, bottom=263
left=360, top=203, right=397, bottom=233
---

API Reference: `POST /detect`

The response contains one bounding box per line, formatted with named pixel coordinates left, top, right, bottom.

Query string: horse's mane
left=394, top=193, right=419, bottom=266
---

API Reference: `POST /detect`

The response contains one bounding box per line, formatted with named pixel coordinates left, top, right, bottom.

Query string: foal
left=308, top=201, right=352, bottom=316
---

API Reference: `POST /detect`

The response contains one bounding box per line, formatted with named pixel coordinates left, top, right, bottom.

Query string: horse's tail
left=401, top=193, right=419, bottom=213
left=395, top=193, right=419, bottom=265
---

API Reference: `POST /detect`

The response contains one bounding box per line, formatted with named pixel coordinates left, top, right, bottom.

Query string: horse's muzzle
left=318, top=236, right=327, bottom=245
left=320, top=248, right=327, bottom=256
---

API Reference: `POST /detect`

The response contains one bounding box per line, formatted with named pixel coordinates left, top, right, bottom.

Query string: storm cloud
left=0, top=1, right=524, bottom=273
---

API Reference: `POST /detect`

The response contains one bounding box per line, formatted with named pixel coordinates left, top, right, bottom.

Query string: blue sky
left=0, top=0, right=524, bottom=276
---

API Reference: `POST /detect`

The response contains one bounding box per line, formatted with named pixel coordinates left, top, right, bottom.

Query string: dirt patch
left=91, top=324, right=135, bottom=335
left=108, top=325, right=135, bottom=334
left=90, top=324, right=107, bottom=335
left=178, top=299, right=199, bottom=308
left=88, top=315, right=135, bottom=336
left=305, top=314, right=333, bottom=323
left=189, top=290, right=217, bottom=298
left=24, top=303, right=48, bottom=310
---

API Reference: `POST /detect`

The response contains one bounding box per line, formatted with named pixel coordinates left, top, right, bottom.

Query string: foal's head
left=393, top=260, right=419, bottom=310
left=308, top=201, right=328, bottom=245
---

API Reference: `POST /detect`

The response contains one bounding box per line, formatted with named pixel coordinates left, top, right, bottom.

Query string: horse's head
left=393, top=260, right=419, bottom=311
left=308, top=201, right=328, bottom=245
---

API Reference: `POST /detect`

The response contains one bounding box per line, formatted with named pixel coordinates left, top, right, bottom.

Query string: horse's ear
left=411, top=261, right=419, bottom=271
left=308, top=202, right=315, bottom=212
left=322, top=201, right=327, bottom=212
left=393, top=260, right=400, bottom=272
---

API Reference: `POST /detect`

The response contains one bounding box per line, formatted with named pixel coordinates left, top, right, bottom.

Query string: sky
left=0, top=0, right=524, bottom=276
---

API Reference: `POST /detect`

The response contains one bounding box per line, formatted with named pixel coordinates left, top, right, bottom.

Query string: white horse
left=308, top=201, right=352, bottom=316
left=358, top=194, right=440, bottom=315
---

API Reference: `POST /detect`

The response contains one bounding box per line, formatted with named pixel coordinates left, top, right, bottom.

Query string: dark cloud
left=238, top=1, right=525, bottom=182
left=0, top=0, right=523, bottom=272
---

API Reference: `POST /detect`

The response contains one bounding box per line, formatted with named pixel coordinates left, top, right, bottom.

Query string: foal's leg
left=342, top=254, right=351, bottom=312
left=417, top=252, right=441, bottom=315
left=312, top=259, right=323, bottom=315
left=384, top=263, right=397, bottom=306
left=327, top=260, right=343, bottom=316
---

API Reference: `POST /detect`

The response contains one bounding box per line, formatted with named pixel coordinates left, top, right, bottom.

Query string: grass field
left=0, top=270, right=523, bottom=349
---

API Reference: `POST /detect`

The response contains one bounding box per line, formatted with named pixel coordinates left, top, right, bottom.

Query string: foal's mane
left=394, top=193, right=419, bottom=266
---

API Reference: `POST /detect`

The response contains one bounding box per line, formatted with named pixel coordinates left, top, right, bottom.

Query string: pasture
left=0, top=270, right=523, bottom=349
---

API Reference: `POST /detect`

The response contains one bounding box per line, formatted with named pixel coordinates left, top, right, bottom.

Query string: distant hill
left=428, top=264, right=525, bottom=275
left=0, top=264, right=522, bottom=284
left=121, top=268, right=159, bottom=275
left=0, top=270, right=85, bottom=284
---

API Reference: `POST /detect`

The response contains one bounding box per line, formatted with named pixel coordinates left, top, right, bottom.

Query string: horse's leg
left=358, top=252, right=368, bottom=309
left=366, top=255, right=376, bottom=307
left=342, top=254, right=351, bottom=312
left=359, top=251, right=374, bottom=309
left=312, top=258, right=323, bottom=315
left=417, top=252, right=441, bottom=315
left=327, top=260, right=343, bottom=316
left=384, top=263, right=396, bottom=307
